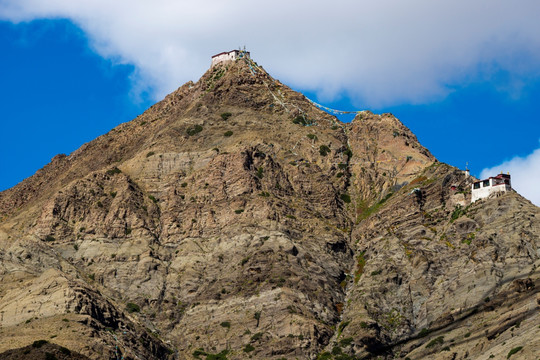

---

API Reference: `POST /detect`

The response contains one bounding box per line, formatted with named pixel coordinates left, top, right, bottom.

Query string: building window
left=483, top=180, right=490, bottom=187
left=473, top=183, right=480, bottom=189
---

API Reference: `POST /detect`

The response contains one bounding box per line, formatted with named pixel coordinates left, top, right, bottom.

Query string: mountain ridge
left=0, top=57, right=538, bottom=360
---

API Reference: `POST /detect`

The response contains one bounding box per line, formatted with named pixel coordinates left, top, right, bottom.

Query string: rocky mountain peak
left=0, top=55, right=538, bottom=360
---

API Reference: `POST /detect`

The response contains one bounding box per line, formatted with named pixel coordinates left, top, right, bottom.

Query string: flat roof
left=473, top=174, right=511, bottom=184
left=211, top=50, right=239, bottom=58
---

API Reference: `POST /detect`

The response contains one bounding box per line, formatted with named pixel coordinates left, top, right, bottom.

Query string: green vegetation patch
left=106, top=167, right=122, bottom=176
left=292, top=115, right=313, bottom=126
left=507, top=346, right=523, bottom=359
left=354, top=252, right=366, bottom=283
left=339, top=337, right=354, bottom=347
left=187, top=124, right=203, bottom=136
left=224, top=130, right=233, bottom=137
left=126, top=302, right=140, bottom=313
left=317, top=352, right=332, bottom=360
left=357, top=193, right=393, bottom=222
left=250, top=332, right=263, bottom=342
left=256, top=167, right=264, bottom=179
left=193, top=349, right=230, bottom=360
left=425, top=336, right=444, bottom=348
left=337, top=320, right=350, bottom=337
left=221, top=112, right=232, bottom=120
left=319, top=145, right=331, bottom=156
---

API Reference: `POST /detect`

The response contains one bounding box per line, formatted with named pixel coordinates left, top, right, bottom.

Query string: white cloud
left=1, top=0, right=540, bottom=107
left=481, top=146, right=540, bottom=206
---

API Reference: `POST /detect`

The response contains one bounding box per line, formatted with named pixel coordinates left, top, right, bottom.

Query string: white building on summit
left=471, top=173, right=512, bottom=202
left=211, top=50, right=250, bottom=67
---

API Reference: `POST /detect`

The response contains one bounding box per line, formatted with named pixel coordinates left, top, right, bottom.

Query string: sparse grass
left=317, top=352, right=332, bottom=360
left=292, top=115, right=312, bottom=126
left=256, top=167, right=264, bottom=178
left=507, top=346, right=523, bottom=359
left=106, top=167, right=122, bottom=176
left=425, top=336, right=444, bottom=348
left=251, top=332, right=263, bottom=342
left=148, top=195, right=158, bottom=203
left=450, top=204, right=466, bottom=223
left=354, top=252, right=366, bottom=283
left=319, top=145, right=331, bottom=156
left=44, top=235, right=55, bottom=242
left=357, top=193, right=393, bottom=221
left=337, top=320, right=350, bottom=337
left=186, top=124, right=203, bottom=136
left=193, top=349, right=229, bottom=360
left=126, top=302, right=140, bottom=313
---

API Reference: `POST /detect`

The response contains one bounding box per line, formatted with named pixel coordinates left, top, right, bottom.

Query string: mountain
left=0, top=56, right=538, bottom=360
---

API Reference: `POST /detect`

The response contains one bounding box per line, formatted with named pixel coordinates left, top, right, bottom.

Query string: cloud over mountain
left=1, top=0, right=540, bottom=106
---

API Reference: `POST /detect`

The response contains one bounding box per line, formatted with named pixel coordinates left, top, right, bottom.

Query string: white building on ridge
left=211, top=50, right=250, bottom=67
left=471, top=173, right=512, bottom=202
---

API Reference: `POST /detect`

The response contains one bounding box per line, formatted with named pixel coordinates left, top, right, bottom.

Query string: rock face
left=0, top=59, right=538, bottom=360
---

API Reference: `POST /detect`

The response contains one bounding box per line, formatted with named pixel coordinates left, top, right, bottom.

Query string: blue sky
left=1, top=1, right=539, bottom=205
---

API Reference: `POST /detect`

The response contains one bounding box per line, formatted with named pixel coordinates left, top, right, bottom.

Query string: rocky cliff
left=0, top=58, right=538, bottom=360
